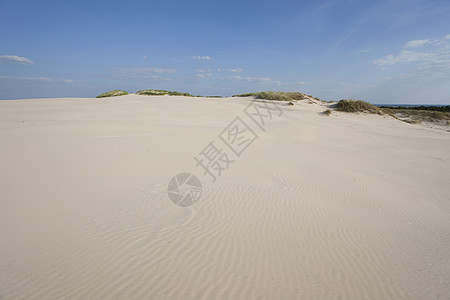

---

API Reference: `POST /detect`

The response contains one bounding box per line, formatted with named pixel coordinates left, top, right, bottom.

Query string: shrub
left=136, top=89, right=194, bottom=97
left=232, top=91, right=309, bottom=102
left=382, top=108, right=450, bottom=124
left=96, top=90, right=128, bottom=98
left=324, top=109, right=331, bottom=116
left=336, top=99, right=383, bottom=115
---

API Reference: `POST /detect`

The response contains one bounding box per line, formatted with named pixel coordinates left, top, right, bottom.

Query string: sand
left=0, top=95, right=449, bottom=299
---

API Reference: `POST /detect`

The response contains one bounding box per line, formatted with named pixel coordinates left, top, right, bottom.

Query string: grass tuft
left=232, top=91, right=309, bottom=102
left=382, top=108, right=450, bottom=125
left=96, top=90, right=128, bottom=98
left=336, top=99, right=384, bottom=115
left=323, top=109, right=331, bottom=116
left=136, top=89, right=194, bottom=97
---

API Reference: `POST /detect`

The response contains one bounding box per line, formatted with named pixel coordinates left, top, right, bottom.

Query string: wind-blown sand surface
left=1, top=95, right=449, bottom=299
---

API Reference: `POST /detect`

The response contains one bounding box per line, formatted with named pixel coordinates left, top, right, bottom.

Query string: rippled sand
left=1, top=95, right=449, bottom=299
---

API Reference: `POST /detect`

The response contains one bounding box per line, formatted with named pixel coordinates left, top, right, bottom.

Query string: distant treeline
left=379, top=105, right=450, bottom=112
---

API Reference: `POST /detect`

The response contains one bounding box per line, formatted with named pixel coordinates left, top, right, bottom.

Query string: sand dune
left=1, top=95, right=449, bottom=299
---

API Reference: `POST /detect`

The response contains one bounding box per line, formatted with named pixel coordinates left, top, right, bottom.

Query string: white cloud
left=195, top=73, right=212, bottom=79
left=195, top=68, right=212, bottom=73
left=358, top=48, right=373, bottom=53
left=61, top=79, right=74, bottom=83
left=108, top=67, right=176, bottom=80
left=192, top=56, right=212, bottom=60
left=405, top=39, right=430, bottom=48
left=151, top=67, right=177, bottom=73
left=298, top=81, right=309, bottom=85
left=142, top=56, right=148, bottom=60
left=217, top=68, right=222, bottom=72
left=230, top=68, right=243, bottom=73
left=0, top=55, right=34, bottom=65
left=194, top=69, right=214, bottom=79
left=226, top=75, right=280, bottom=85
left=372, top=35, right=450, bottom=84
left=0, top=76, right=73, bottom=83
left=373, top=50, right=433, bottom=66
left=373, top=35, right=450, bottom=67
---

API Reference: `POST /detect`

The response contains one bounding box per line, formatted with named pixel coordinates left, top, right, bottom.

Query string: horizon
left=1, top=0, right=450, bottom=104
left=1, top=94, right=450, bottom=107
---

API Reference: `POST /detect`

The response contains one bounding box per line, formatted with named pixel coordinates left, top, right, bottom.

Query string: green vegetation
left=382, top=108, right=450, bottom=125
left=96, top=90, right=129, bottom=98
left=136, top=89, right=194, bottom=97
left=336, top=99, right=384, bottom=115
left=287, top=101, right=294, bottom=106
left=323, top=109, right=331, bottom=116
left=232, top=91, right=309, bottom=102
left=380, top=105, right=450, bottom=113
left=336, top=100, right=449, bottom=125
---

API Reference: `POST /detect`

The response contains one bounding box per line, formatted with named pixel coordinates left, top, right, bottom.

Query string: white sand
left=0, top=95, right=449, bottom=299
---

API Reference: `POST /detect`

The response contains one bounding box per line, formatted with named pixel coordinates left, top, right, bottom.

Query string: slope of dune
left=1, top=95, right=449, bottom=299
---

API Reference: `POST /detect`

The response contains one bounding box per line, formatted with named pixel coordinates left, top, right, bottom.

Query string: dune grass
left=136, top=89, right=194, bottom=97
left=336, top=99, right=384, bottom=115
left=96, top=90, right=129, bottom=98
left=232, top=91, right=309, bottom=102
left=380, top=105, right=450, bottom=113
left=336, top=100, right=449, bottom=125
left=382, top=108, right=450, bottom=125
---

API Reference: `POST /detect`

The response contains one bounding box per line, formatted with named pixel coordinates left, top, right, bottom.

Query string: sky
left=1, top=0, right=450, bottom=104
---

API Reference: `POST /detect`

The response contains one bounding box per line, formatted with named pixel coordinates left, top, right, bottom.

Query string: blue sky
left=1, top=0, right=449, bottom=103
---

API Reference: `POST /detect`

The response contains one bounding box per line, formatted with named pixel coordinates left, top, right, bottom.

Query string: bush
left=336, top=99, right=383, bottom=115
left=96, top=90, right=128, bottom=98
left=136, top=89, right=194, bottom=97
left=232, top=91, right=309, bottom=102
left=324, top=109, right=331, bottom=116
left=382, top=108, right=450, bottom=124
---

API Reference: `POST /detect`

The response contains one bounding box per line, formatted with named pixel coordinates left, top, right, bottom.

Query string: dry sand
left=0, top=95, right=449, bottom=299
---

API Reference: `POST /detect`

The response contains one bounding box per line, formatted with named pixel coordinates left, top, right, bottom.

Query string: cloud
left=358, top=48, right=373, bottom=53
left=226, top=75, right=280, bottom=85
left=373, top=50, right=433, bottom=66
left=195, top=73, right=212, bottom=79
left=108, top=67, right=176, bottom=80
left=373, top=35, right=450, bottom=67
left=142, top=56, right=148, bottom=60
left=194, top=69, right=213, bottom=79
left=0, top=55, right=34, bottom=65
left=298, top=81, right=309, bottom=85
left=405, top=39, right=430, bottom=48
left=195, top=69, right=212, bottom=73
left=230, top=68, right=243, bottom=73
left=0, top=76, right=73, bottom=83
left=192, top=56, right=212, bottom=60
left=372, top=34, right=450, bottom=84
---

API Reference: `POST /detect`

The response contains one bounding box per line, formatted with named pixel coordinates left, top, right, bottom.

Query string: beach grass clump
left=323, top=109, right=332, bottom=116
left=96, top=90, right=129, bottom=98
left=232, top=91, right=309, bottom=102
left=382, top=108, right=450, bottom=124
left=336, top=99, right=384, bottom=115
left=380, top=105, right=450, bottom=113
left=136, top=89, right=194, bottom=97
